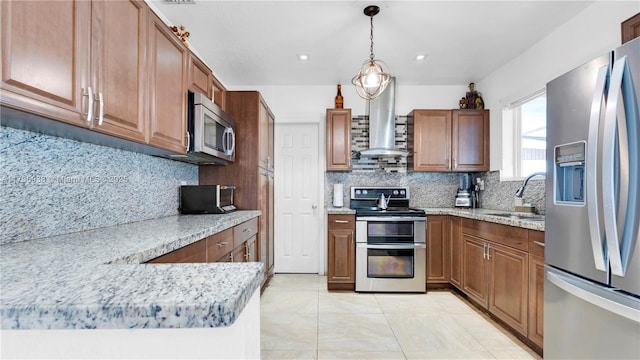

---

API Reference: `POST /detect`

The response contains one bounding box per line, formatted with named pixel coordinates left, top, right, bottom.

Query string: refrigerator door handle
left=604, top=56, right=640, bottom=277
left=547, top=270, right=640, bottom=323
left=587, top=64, right=609, bottom=271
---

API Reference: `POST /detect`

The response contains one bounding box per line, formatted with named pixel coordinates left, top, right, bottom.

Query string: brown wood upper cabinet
left=1, top=0, right=190, bottom=154
left=622, top=13, right=640, bottom=44
left=326, top=109, right=352, bottom=171
left=407, top=109, right=489, bottom=172
left=188, top=54, right=213, bottom=99
left=147, top=11, right=188, bottom=153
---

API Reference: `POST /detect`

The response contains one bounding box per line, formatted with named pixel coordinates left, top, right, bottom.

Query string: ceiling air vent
left=163, top=0, right=196, bottom=4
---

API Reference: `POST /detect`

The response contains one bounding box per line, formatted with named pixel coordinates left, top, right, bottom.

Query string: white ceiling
left=151, top=1, right=595, bottom=87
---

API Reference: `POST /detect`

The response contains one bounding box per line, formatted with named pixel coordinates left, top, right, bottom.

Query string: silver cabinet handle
left=587, top=65, right=609, bottom=272
left=216, top=241, right=228, bottom=247
left=534, top=241, right=545, bottom=247
left=96, top=92, right=104, bottom=125
left=83, top=87, right=94, bottom=122
left=453, top=158, right=457, bottom=169
left=334, top=220, right=349, bottom=223
left=483, top=243, right=487, bottom=260
left=229, top=253, right=234, bottom=262
left=185, top=131, right=191, bottom=151
left=487, top=244, right=491, bottom=260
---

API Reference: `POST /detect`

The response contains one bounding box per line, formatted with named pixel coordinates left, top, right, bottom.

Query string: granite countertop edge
left=0, top=211, right=264, bottom=330
left=326, top=207, right=544, bottom=231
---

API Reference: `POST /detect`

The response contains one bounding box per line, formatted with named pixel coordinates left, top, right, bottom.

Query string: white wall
left=477, top=1, right=639, bottom=171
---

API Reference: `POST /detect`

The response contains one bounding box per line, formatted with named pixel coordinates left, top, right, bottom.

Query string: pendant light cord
left=369, top=15, right=375, bottom=61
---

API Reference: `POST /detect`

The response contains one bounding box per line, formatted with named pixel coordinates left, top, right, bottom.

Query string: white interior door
left=274, top=123, right=320, bottom=273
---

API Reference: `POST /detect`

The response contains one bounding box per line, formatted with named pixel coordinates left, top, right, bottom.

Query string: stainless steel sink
left=486, top=213, right=545, bottom=221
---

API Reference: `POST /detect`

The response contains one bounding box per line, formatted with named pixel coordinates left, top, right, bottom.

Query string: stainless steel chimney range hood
left=358, top=77, right=409, bottom=158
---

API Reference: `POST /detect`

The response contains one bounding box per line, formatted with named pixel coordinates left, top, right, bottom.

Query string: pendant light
left=351, top=5, right=391, bottom=100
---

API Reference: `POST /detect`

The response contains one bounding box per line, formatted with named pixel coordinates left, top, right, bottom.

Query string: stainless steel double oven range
left=351, top=187, right=426, bottom=293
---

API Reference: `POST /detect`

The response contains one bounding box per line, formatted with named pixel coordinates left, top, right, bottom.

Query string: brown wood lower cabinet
left=147, top=218, right=259, bottom=264
left=426, top=216, right=450, bottom=285
left=528, top=230, right=545, bottom=350
left=449, top=216, right=463, bottom=289
left=327, top=214, right=355, bottom=290
left=461, top=219, right=529, bottom=337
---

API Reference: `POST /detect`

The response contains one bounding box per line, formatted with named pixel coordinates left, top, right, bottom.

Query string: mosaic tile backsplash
left=1, top=127, right=198, bottom=244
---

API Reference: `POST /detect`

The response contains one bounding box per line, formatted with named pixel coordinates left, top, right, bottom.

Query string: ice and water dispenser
left=554, top=141, right=586, bottom=206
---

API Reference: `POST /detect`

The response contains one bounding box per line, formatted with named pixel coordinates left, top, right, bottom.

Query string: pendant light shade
left=351, top=5, right=391, bottom=100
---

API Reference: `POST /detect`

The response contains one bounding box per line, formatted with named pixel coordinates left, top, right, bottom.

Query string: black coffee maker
left=455, top=173, right=473, bottom=208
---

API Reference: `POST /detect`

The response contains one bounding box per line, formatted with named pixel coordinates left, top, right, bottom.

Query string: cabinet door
left=148, top=239, right=206, bottom=263
left=528, top=254, right=544, bottom=348
left=245, top=236, right=258, bottom=262
left=147, top=12, right=188, bottom=153
left=327, top=215, right=355, bottom=286
left=1, top=0, right=90, bottom=126
left=462, top=234, right=489, bottom=309
left=259, top=100, right=270, bottom=169
left=489, top=242, right=528, bottom=336
left=452, top=109, right=489, bottom=172
left=426, top=216, right=450, bottom=284
left=188, top=54, right=212, bottom=98
left=90, top=0, right=146, bottom=143
left=449, top=216, right=463, bottom=289
left=411, top=110, right=451, bottom=171
left=326, top=109, right=352, bottom=171
left=258, top=169, right=269, bottom=269
left=268, top=171, right=275, bottom=273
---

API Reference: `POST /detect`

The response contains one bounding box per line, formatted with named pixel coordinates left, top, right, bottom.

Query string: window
left=502, top=91, right=547, bottom=179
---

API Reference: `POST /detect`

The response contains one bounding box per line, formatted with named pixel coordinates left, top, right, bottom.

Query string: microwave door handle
left=221, top=128, right=229, bottom=154
left=227, top=128, right=236, bottom=156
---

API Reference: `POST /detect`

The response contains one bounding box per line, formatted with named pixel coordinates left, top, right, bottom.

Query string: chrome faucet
left=515, top=172, right=546, bottom=198
left=378, top=194, right=389, bottom=210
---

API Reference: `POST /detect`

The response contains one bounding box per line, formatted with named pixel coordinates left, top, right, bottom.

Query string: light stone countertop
left=326, top=207, right=544, bottom=231
left=0, top=211, right=263, bottom=330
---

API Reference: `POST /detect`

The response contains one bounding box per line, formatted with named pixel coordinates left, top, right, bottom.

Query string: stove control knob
left=400, top=190, right=406, bottom=195
left=355, top=190, right=361, bottom=195
left=393, top=190, right=399, bottom=195
left=362, top=190, right=368, bottom=195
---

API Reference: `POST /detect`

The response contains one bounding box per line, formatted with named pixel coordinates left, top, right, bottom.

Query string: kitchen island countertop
left=0, top=211, right=263, bottom=330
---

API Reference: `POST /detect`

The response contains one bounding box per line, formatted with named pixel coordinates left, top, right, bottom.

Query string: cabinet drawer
left=234, top=217, right=258, bottom=248
left=528, top=230, right=545, bottom=258
left=148, top=239, right=206, bottom=263
left=328, top=214, right=355, bottom=229
left=461, top=218, right=528, bottom=251
left=206, top=228, right=234, bottom=262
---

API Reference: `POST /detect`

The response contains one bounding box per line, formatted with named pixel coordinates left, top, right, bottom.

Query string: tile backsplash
left=327, top=115, right=546, bottom=213
left=0, top=127, right=198, bottom=244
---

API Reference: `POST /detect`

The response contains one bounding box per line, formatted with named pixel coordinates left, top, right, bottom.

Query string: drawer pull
left=217, top=241, right=229, bottom=247
left=534, top=241, right=545, bottom=247
left=334, top=220, right=349, bottom=223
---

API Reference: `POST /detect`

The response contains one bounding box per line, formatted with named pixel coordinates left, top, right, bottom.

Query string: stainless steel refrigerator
left=545, top=36, right=640, bottom=359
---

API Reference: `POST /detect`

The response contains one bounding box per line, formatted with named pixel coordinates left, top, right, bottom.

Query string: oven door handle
left=356, top=217, right=426, bottom=222
left=357, top=243, right=427, bottom=250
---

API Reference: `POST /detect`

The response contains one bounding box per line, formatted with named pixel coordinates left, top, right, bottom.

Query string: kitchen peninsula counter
left=0, top=210, right=263, bottom=330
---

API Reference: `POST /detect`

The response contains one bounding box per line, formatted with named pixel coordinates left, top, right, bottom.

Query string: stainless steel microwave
left=185, top=91, right=236, bottom=164
left=179, top=185, right=236, bottom=214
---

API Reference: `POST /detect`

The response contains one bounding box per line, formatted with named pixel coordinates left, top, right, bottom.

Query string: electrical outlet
left=180, top=181, right=187, bottom=186
left=476, top=178, right=485, bottom=191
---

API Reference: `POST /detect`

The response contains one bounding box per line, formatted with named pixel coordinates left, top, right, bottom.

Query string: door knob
left=312, top=205, right=318, bottom=209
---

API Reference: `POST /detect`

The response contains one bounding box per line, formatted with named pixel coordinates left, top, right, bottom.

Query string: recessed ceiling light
left=297, top=54, right=309, bottom=61
left=415, top=54, right=427, bottom=61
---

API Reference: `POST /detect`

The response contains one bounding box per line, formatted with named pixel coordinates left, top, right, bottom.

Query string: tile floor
left=261, top=274, right=542, bottom=360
